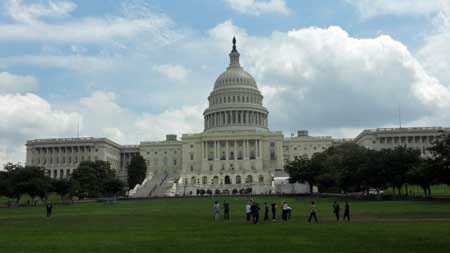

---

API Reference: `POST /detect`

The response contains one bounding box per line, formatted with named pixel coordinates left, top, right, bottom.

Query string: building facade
left=25, top=39, right=449, bottom=197
left=354, top=127, right=450, bottom=157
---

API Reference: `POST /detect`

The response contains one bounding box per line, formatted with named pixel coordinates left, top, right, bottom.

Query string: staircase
left=150, top=173, right=176, bottom=197
left=129, top=172, right=176, bottom=198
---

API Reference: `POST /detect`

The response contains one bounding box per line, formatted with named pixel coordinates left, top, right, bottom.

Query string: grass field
left=1, top=197, right=450, bottom=253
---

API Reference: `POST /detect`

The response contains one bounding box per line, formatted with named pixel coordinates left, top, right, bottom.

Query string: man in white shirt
left=245, top=201, right=251, bottom=222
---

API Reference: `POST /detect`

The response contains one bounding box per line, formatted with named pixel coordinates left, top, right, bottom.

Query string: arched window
left=191, top=176, right=196, bottom=185
left=245, top=175, right=253, bottom=183
left=202, top=176, right=207, bottom=185
left=236, top=175, right=241, bottom=184
left=212, top=176, right=219, bottom=185
left=224, top=175, right=231, bottom=184
left=258, top=175, right=264, bottom=183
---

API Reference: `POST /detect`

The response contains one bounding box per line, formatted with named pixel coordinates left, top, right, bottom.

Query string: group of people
left=213, top=199, right=351, bottom=223
left=332, top=200, right=351, bottom=221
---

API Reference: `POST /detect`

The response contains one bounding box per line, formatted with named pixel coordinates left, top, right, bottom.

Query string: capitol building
left=25, top=38, right=449, bottom=197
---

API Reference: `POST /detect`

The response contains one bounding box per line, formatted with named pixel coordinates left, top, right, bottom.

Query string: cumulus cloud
left=78, top=91, right=204, bottom=144
left=152, top=64, right=190, bottom=82
left=4, top=0, right=77, bottom=23
left=0, top=93, right=79, bottom=166
left=224, top=0, right=291, bottom=16
left=417, top=2, right=450, bottom=87
left=233, top=25, right=450, bottom=134
left=0, top=72, right=38, bottom=93
left=346, top=0, right=446, bottom=19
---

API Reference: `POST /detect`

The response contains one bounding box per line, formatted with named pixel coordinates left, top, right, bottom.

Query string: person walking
left=250, top=202, right=260, bottom=224
left=46, top=202, right=53, bottom=218
left=281, top=201, right=288, bottom=222
left=308, top=201, right=318, bottom=223
left=246, top=201, right=252, bottom=222
left=264, top=202, right=269, bottom=221
left=213, top=201, right=220, bottom=221
left=343, top=200, right=350, bottom=221
left=271, top=202, right=277, bottom=221
left=224, top=201, right=230, bottom=221
left=333, top=200, right=340, bottom=221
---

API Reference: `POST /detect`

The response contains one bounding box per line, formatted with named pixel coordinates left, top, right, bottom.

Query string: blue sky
left=1, top=0, right=450, bottom=165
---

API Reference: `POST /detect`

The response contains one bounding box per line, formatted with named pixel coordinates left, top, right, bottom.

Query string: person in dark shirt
left=46, top=203, right=53, bottom=218
left=271, top=202, right=277, bottom=221
left=250, top=202, right=260, bottom=224
left=264, top=202, right=269, bottom=221
left=224, top=201, right=230, bottom=221
left=343, top=200, right=350, bottom=221
left=333, top=200, right=340, bottom=221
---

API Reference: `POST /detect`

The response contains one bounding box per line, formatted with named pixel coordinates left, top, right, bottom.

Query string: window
left=224, top=175, right=231, bottom=184
left=190, top=153, right=194, bottom=161
left=202, top=176, right=207, bottom=185
left=258, top=175, right=264, bottom=183
left=190, top=165, right=194, bottom=172
left=236, top=175, right=241, bottom=184
left=245, top=175, right=253, bottom=183
left=209, top=164, right=213, bottom=171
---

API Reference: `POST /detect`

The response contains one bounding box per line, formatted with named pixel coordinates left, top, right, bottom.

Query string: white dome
left=203, top=37, right=269, bottom=132
left=214, top=66, right=257, bottom=90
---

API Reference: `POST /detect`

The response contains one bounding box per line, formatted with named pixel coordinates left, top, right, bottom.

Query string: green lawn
left=384, top=184, right=450, bottom=196
left=1, top=197, right=450, bottom=253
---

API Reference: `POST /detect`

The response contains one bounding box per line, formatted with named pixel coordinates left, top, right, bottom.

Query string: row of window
left=189, top=163, right=257, bottom=172
left=32, top=156, right=96, bottom=165
left=183, top=175, right=265, bottom=185
left=377, top=135, right=437, bottom=144
left=33, top=147, right=98, bottom=154
left=210, top=94, right=261, bottom=106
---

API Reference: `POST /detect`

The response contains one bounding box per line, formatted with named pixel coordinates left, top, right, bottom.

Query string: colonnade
left=202, top=139, right=261, bottom=161
left=204, top=110, right=267, bottom=129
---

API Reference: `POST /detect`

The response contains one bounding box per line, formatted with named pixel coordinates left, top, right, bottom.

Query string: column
left=234, top=140, right=237, bottom=161
left=226, top=140, right=229, bottom=160
left=206, top=141, right=208, bottom=160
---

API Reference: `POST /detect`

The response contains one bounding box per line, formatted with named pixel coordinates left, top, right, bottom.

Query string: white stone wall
left=25, top=138, right=121, bottom=179
left=354, top=127, right=449, bottom=157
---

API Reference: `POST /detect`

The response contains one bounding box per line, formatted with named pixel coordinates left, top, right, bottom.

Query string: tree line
left=285, top=132, right=450, bottom=197
left=0, top=161, right=125, bottom=204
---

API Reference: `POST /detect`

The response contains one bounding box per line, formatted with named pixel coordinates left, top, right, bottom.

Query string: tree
left=384, top=146, right=421, bottom=196
left=127, top=154, right=147, bottom=189
left=284, top=155, right=318, bottom=194
left=429, top=131, right=450, bottom=185
left=407, top=159, right=437, bottom=197
left=103, top=179, right=125, bottom=197
left=51, top=179, right=73, bottom=200
left=9, top=165, right=51, bottom=202
left=71, top=161, right=117, bottom=198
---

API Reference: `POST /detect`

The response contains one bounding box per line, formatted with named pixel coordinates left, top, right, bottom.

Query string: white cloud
left=78, top=91, right=204, bottom=144
left=417, top=3, right=450, bottom=87
left=0, top=15, right=174, bottom=44
left=224, top=0, right=291, bottom=16
left=0, top=93, right=79, bottom=166
left=346, top=0, right=446, bottom=19
left=237, top=25, right=450, bottom=132
left=152, top=64, right=190, bottom=82
left=4, top=0, right=77, bottom=23
left=0, top=72, right=38, bottom=93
